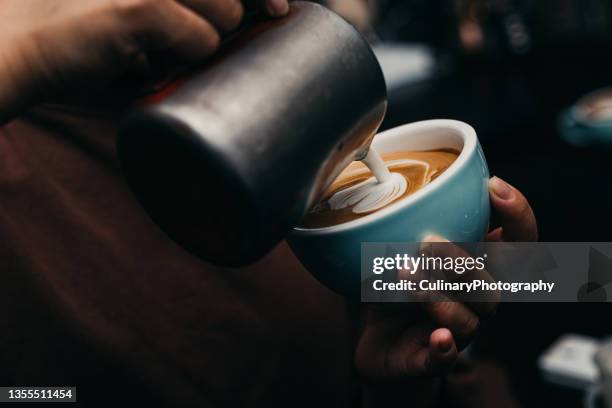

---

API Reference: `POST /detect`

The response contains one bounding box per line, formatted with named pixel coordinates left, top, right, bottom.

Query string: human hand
left=0, top=0, right=289, bottom=120
left=355, top=176, right=537, bottom=406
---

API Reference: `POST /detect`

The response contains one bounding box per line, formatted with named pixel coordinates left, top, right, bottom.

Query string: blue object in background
left=559, top=88, right=612, bottom=149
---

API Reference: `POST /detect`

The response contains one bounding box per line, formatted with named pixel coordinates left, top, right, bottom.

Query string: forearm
left=362, top=378, right=442, bottom=408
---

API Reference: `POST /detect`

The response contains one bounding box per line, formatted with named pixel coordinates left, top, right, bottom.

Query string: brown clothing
left=0, top=105, right=355, bottom=407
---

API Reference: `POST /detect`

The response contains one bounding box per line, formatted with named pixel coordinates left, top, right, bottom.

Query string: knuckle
left=110, top=0, right=155, bottom=16
left=108, top=0, right=164, bottom=51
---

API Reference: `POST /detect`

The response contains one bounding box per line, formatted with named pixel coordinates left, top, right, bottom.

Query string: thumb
left=488, top=177, right=538, bottom=242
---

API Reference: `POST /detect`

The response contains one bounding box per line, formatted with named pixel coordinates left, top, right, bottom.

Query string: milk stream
left=327, top=148, right=415, bottom=214
left=362, top=148, right=392, bottom=182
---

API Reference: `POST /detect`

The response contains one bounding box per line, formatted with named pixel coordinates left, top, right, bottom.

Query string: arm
left=0, top=0, right=289, bottom=124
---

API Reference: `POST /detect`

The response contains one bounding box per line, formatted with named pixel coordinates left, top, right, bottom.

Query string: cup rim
left=292, top=119, right=478, bottom=236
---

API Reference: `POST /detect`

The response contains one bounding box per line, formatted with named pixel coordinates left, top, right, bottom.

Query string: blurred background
left=320, top=0, right=612, bottom=407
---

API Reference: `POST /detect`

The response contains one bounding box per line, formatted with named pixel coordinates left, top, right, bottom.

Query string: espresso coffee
left=301, top=149, right=459, bottom=228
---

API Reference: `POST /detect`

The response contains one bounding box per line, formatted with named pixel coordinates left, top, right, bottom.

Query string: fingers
left=118, top=0, right=221, bottom=60
left=423, top=300, right=479, bottom=350
left=117, top=0, right=289, bottom=62
left=258, top=0, right=290, bottom=17
left=488, top=176, right=538, bottom=242
left=177, top=0, right=244, bottom=32
left=356, top=308, right=460, bottom=379
left=420, top=236, right=500, bottom=317
left=425, top=328, right=458, bottom=374
left=355, top=317, right=428, bottom=381
left=379, top=327, right=459, bottom=380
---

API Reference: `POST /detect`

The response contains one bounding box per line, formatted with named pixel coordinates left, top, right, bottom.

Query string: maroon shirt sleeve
left=0, top=104, right=356, bottom=407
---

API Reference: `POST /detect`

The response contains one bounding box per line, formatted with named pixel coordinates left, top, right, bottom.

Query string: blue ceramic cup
left=288, top=120, right=490, bottom=297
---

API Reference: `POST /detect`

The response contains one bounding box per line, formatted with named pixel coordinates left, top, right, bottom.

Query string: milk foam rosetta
left=302, top=149, right=459, bottom=228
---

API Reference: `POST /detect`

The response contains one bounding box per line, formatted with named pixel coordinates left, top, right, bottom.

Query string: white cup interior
left=372, top=119, right=468, bottom=153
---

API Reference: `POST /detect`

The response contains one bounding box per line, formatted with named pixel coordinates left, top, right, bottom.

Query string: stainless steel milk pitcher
left=117, top=1, right=387, bottom=266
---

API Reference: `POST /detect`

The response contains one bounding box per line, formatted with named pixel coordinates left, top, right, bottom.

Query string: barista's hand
left=0, top=0, right=289, bottom=122
left=356, top=176, right=537, bottom=406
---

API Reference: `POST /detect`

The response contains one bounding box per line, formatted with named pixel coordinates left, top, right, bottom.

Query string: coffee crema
left=301, top=149, right=459, bottom=228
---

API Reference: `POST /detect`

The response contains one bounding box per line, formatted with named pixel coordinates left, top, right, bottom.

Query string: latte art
left=302, top=149, right=459, bottom=228
left=324, top=149, right=411, bottom=214
left=327, top=171, right=408, bottom=214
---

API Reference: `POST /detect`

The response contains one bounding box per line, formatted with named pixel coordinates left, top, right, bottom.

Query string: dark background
left=368, top=0, right=612, bottom=406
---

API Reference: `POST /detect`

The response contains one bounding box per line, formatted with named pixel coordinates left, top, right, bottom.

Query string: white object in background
left=538, top=334, right=601, bottom=390
left=371, top=44, right=435, bottom=92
